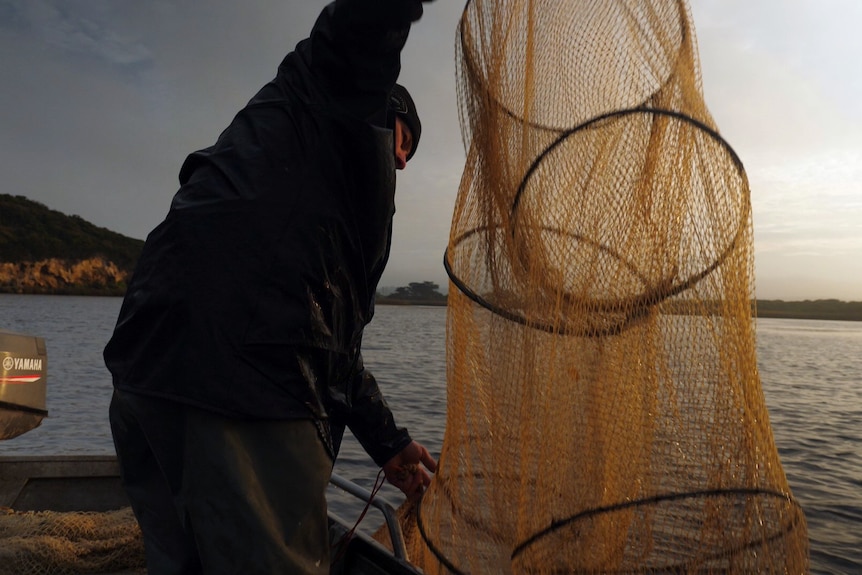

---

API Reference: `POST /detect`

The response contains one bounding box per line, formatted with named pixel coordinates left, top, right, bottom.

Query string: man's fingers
left=383, top=442, right=438, bottom=497
left=420, top=448, right=438, bottom=473
left=413, top=468, right=431, bottom=488
left=390, top=466, right=432, bottom=499
left=410, top=472, right=424, bottom=493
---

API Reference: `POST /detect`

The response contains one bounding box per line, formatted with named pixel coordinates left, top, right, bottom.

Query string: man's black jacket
left=104, top=0, right=424, bottom=465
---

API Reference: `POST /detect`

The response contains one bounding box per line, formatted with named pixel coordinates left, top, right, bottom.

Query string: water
left=0, top=294, right=859, bottom=574
left=756, top=318, right=862, bottom=574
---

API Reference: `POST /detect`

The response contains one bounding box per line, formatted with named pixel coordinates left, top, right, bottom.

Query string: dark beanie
left=388, top=84, right=421, bottom=161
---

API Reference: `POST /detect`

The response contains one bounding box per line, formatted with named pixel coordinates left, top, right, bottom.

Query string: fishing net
left=397, top=0, right=810, bottom=572
left=0, top=507, right=144, bottom=574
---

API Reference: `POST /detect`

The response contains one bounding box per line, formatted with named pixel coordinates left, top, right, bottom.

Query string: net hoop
left=457, top=0, right=690, bottom=133
left=445, top=107, right=749, bottom=337
left=415, top=486, right=806, bottom=574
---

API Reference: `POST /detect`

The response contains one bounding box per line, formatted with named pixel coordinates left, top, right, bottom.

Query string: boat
left=0, top=332, right=420, bottom=574
left=0, top=454, right=421, bottom=575
left=0, top=329, right=48, bottom=440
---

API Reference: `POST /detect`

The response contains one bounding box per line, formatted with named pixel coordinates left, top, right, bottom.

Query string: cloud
left=1, top=0, right=152, bottom=68
left=688, top=1, right=862, bottom=299
left=752, top=149, right=862, bottom=253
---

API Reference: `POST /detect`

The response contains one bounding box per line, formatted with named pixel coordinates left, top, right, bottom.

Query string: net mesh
left=398, top=0, right=810, bottom=572
left=0, top=507, right=144, bottom=575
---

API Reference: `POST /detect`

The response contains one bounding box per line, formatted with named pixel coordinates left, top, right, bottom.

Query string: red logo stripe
left=0, top=375, right=42, bottom=384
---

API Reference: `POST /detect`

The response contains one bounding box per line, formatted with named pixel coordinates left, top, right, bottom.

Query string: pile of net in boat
left=0, top=507, right=144, bottom=574
left=391, top=0, right=810, bottom=572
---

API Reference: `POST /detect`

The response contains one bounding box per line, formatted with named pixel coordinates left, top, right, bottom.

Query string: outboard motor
left=0, top=330, right=48, bottom=440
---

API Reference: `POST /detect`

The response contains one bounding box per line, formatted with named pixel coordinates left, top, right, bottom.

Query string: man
left=104, top=1, right=436, bottom=573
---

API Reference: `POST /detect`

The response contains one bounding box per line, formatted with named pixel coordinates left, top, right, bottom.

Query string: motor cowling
left=0, top=330, right=48, bottom=440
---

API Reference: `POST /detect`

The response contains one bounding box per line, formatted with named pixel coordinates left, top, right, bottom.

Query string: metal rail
left=329, top=472, right=408, bottom=560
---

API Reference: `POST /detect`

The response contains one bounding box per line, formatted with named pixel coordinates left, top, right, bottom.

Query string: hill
left=0, top=194, right=144, bottom=295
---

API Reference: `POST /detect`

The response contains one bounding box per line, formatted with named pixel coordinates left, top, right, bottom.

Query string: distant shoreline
left=753, top=299, right=862, bottom=322
left=377, top=298, right=862, bottom=322
left=1, top=291, right=859, bottom=322
left=376, top=299, right=447, bottom=307
left=754, top=310, right=860, bottom=322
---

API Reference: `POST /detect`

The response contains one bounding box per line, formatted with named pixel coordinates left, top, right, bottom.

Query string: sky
left=1, top=0, right=859, bottom=301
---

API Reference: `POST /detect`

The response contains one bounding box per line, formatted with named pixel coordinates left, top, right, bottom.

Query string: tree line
left=376, top=281, right=446, bottom=305
left=755, top=299, right=862, bottom=322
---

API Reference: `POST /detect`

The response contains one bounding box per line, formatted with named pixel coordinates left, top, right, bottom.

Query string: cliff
left=0, top=257, right=129, bottom=295
left=0, top=194, right=143, bottom=296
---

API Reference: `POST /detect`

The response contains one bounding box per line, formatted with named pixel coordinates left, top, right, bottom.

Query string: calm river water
left=0, top=294, right=859, bottom=574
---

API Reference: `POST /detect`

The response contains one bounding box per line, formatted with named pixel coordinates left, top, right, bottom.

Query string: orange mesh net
left=400, top=0, right=810, bottom=572
left=0, top=508, right=144, bottom=574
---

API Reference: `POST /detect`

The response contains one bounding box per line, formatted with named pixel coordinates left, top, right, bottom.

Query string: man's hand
left=382, top=440, right=437, bottom=500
